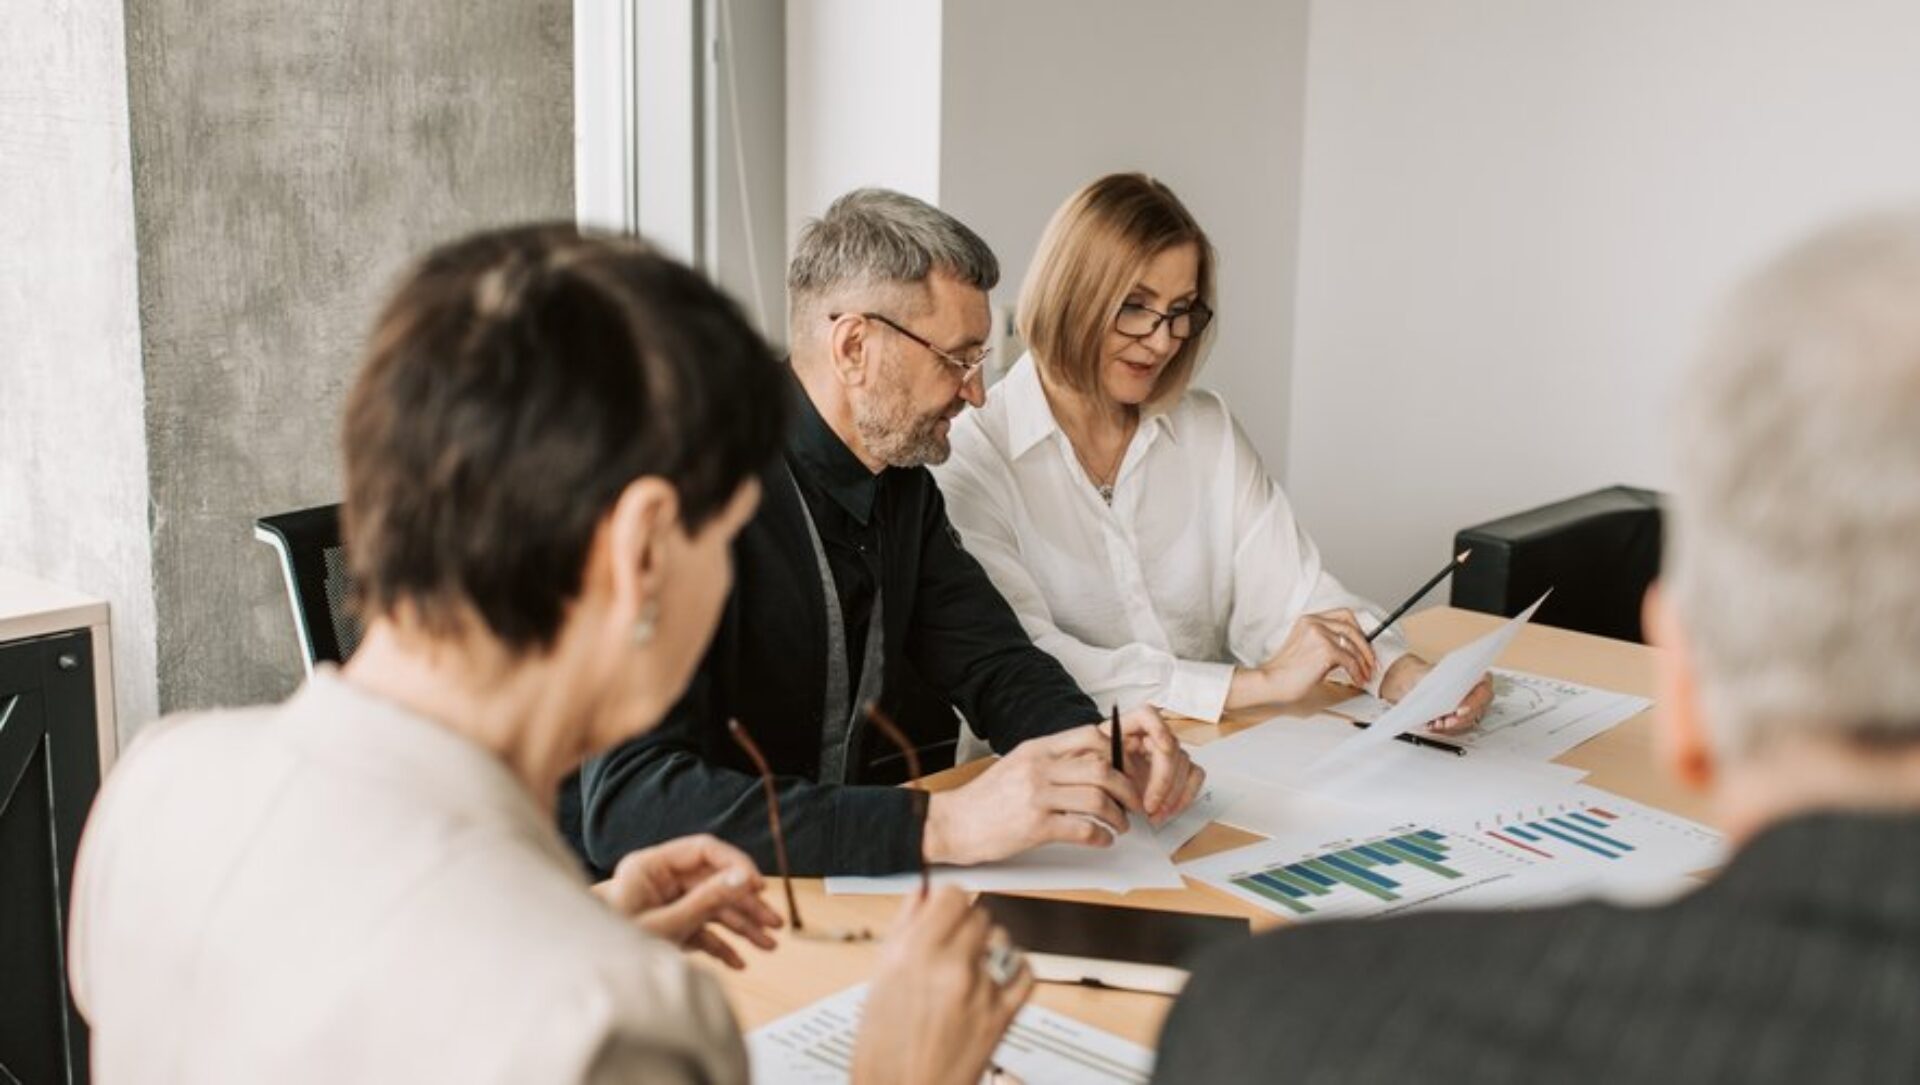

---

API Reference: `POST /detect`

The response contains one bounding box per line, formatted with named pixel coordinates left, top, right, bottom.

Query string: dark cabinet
left=0, top=629, right=101, bottom=1085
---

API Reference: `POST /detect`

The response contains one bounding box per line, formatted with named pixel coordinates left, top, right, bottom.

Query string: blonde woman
left=935, top=174, right=1489, bottom=728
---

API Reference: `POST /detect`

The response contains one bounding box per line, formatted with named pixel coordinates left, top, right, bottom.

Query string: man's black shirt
left=578, top=377, right=1098, bottom=876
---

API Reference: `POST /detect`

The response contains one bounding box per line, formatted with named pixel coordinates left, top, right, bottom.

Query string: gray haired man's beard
left=854, top=395, right=955, bottom=469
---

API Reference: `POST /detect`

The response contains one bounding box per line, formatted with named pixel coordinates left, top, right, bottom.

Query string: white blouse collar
left=1001, top=352, right=1179, bottom=461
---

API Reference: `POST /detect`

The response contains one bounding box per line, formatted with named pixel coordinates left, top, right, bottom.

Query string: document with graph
left=1180, top=785, right=1724, bottom=923
left=1329, top=667, right=1653, bottom=761
left=748, top=982, right=1152, bottom=1084
left=1311, top=593, right=1549, bottom=769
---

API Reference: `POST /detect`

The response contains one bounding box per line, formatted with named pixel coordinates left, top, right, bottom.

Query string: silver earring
left=630, top=600, right=660, bottom=646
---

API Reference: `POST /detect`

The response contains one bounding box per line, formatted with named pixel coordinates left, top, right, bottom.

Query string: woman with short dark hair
left=70, top=224, right=1030, bottom=1084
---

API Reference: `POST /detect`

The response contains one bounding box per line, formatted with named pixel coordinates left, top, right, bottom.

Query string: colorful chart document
left=748, top=983, right=1153, bottom=1084
left=1310, top=592, right=1550, bottom=769
left=1181, top=818, right=1540, bottom=921
left=1329, top=668, right=1653, bottom=761
left=1181, top=785, right=1724, bottom=923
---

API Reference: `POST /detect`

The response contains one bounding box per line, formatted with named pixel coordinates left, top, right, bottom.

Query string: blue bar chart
left=1470, top=795, right=1723, bottom=869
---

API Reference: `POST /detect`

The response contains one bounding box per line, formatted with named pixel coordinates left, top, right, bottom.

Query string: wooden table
left=708, top=607, right=1695, bottom=1048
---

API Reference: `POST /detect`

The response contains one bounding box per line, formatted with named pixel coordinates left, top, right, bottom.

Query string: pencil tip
left=1457, top=548, right=1472, bottom=563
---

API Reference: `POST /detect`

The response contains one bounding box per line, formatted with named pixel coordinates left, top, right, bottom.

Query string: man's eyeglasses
left=830, top=311, right=991, bottom=382
left=728, top=705, right=930, bottom=943
left=1114, top=300, right=1213, bottom=342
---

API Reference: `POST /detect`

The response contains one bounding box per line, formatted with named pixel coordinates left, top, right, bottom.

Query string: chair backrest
left=254, top=503, right=364, bottom=669
left=1451, top=485, right=1663, bottom=644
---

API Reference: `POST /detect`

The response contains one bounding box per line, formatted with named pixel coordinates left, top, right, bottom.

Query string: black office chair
left=254, top=503, right=363, bottom=668
left=1450, top=485, right=1663, bottom=643
left=254, top=502, right=606, bottom=867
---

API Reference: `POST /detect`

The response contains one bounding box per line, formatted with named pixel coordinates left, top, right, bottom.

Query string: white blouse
left=934, top=354, right=1410, bottom=723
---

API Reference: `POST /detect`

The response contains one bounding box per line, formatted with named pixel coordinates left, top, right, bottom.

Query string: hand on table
left=853, top=887, right=1032, bottom=1085
left=1378, top=655, right=1495, bottom=736
left=591, top=834, right=782, bottom=969
left=1246, top=608, right=1380, bottom=704
left=922, top=726, right=1142, bottom=865
left=1110, top=705, right=1204, bottom=828
left=921, top=708, right=1204, bottom=865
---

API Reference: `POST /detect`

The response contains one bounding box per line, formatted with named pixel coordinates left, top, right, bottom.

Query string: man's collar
left=787, top=372, right=880, bottom=524
left=1004, top=352, right=1180, bottom=461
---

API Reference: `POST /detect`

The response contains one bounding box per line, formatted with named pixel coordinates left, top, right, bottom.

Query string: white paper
left=1145, top=779, right=1231, bottom=856
left=1311, top=592, right=1550, bottom=770
left=1189, top=714, right=1584, bottom=826
left=1196, top=768, right=1377, bottom=839
left=1179, top=784, right=1723, bottom=924
left=1329, top=667, right=1653, bottom=762
left=748, top=982, right=1154, bottom=1084
left=825, top=811, right=1185, bottom=896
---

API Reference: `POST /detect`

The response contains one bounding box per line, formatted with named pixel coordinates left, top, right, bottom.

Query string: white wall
left=1288, top=0, right=1920, bottom=605
left=939, top=0, right=1311, bottom=476
left=709, top=0, right=787, bottom=340
left=785, top=0, right=943, bottom=251
left=1, top=0, right=158, bottom=738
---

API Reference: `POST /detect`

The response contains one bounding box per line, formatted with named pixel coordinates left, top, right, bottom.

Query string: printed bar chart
left=748, top=983, right=1153, bottom=1084
left=1211, top=826, right=1533, bottom=922
left=1471, top=794, right=1722, bottom=870
left=1185, top=787, right=1726, bottom=924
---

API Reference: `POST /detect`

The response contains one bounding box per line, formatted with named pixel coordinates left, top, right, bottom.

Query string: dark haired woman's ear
left=603, top=477, right=680, bottom=640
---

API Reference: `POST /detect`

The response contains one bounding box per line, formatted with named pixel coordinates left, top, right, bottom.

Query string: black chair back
left=254, top=504, right=364, bottom=667
left=1451, top=485, right=1663, bottom=643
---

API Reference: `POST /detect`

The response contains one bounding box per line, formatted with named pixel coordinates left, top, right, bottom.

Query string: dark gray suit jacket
left=1154, top=813, right=1920, bottom=1084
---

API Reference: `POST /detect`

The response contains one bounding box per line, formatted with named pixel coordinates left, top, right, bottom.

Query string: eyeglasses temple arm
left=726, top=718, right=804, bottom=930
left=863, top=703, right=930, bottom=900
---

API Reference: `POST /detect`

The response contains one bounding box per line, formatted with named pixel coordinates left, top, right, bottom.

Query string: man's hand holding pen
left=920, top=706, right=1203, bottom=866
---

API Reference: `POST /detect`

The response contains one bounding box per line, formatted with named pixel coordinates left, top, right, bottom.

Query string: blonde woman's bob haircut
left=1016, top=173, right=1217, bottom=406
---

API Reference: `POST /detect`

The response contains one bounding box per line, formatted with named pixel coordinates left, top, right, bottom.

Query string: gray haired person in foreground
left=1153, top=209, right=1920, bottom=1083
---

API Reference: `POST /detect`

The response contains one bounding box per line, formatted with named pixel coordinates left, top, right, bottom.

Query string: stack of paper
left=1189, top=715, right=1585, bottom=832
left=748, top=982, right=1153, bottom=1084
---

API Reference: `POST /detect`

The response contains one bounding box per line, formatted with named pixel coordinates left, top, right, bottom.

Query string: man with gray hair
left=581, top=189, right=1202, bottom=876
left=1151, top=210, right=1920, bottom=1082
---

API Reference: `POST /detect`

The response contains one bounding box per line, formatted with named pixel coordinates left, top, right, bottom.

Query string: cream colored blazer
left=69, top=670, right=747, bottom=1084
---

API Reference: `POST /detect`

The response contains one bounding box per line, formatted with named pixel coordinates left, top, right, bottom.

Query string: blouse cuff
left=1364, top=633, right=1414, bottom=698
left=1153, top=660, right=1235, bottom=723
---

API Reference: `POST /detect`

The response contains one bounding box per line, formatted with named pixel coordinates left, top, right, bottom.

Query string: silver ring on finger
left=983, top=942, right=1024, bottom=988
left=1336, top=633, right=1350, bottom=650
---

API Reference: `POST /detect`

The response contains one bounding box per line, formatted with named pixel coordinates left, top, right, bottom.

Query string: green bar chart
left=1199, top=825, right=1537, bottom=922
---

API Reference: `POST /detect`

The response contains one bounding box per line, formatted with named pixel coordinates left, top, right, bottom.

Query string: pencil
left=1110, top=704, right=1124, bottom=771
left=1364, top=549, right=1472, bottom=644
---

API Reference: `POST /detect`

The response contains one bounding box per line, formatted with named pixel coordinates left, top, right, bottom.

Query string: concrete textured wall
left=123, top=1, right=573, bottom=714
left=1, top=0, right=160, bottom=740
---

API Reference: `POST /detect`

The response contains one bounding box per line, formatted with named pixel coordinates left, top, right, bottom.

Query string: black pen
left=1350, top=718, right=1467, bottom=756
left=1110, top=704, right=1124, bottom=771
left=1366, top=549, right=1473, bottom=644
